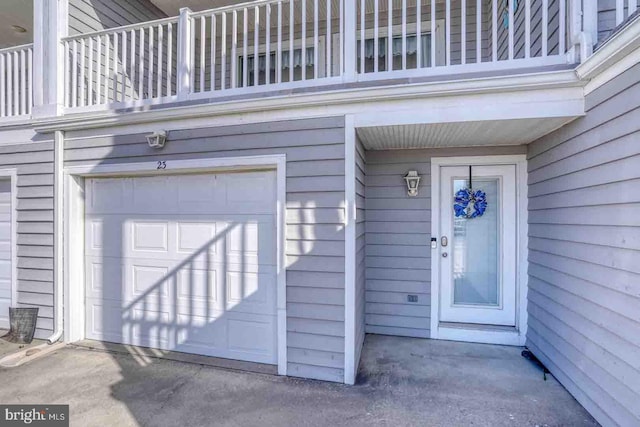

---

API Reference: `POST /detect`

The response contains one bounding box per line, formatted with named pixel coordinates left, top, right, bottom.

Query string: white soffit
left=356, top=117, right=574, bottom=150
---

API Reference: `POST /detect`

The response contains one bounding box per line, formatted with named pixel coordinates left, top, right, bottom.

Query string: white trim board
left=0, top=168, right=18, bottom=327
left=33, top=69, right=582, bottom=134
left=577, top=15, right=640, bottom=95
left=430, top=155, right=528, bottom=346
left=344, top=115, right=356, bottom=385
left=63, top=155, right=288, bottom=375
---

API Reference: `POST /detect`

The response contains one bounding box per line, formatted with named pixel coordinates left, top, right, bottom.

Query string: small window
left=239, top=46, right=316, bottom=86
left=357, top=33, right=432, bottom=73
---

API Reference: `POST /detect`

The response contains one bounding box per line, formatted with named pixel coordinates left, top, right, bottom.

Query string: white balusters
left=617, top=0, right=625, bottom=25
left=476, top=0, right=482, bottom=63
left=277, top=3, right=282, bottom=83
left=313, top=0, right=318, bottom=79
left=525, top=0, right=531, bottom=59
left=0, top=43, right=36, bottom=117
left=417, top=0, right=422, bottom=68
left=301, top=0, right=306, bottom=80
left=61, top=17, right=179, bottom=110
left=461, top=0, right=466, bottom=65
left=326, top=0, right=331, bottom=77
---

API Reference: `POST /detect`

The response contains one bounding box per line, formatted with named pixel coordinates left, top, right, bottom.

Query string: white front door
left=439, top=164, right=517, bottom=326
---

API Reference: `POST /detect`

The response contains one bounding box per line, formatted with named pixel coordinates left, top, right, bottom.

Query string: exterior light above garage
left=404, top=171, right=421, bottom=197
left=146, top=130, right=167, bottom=149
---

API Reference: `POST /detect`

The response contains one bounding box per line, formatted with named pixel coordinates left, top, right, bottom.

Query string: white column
left=32, top=0, right=68, bottom=118
left=581, top=0, right=598, bottom=51
left=343, top=0, right=357, bottom=81
left=177, top=7, right=193, bottom=101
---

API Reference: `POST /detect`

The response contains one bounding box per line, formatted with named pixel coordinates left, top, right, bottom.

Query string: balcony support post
left=177, top=7, right=193, bottom=101
left=343, top=0, right=357, bottom=81
left=568, top=0, right=595, bottom=63
left=32, top=0, right=68, bottom=118
left=581, top=0, right=598, bottom=51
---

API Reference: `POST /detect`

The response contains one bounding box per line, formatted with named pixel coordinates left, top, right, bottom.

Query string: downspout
left=47, top=130, right=64, bottom=344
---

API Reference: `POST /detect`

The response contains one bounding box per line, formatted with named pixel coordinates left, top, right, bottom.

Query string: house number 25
left=157, top=161, right=167, bottom=170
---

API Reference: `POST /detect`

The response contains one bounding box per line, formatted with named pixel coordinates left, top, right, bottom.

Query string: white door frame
left=0, top=168, right=18, bottom=328
left=430, top=155, right=528, bottom=346
left=63, top=155, right=288, bottom=375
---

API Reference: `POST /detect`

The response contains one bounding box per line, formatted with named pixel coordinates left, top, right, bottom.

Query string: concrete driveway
left=0, top=335, right=597, bottom=426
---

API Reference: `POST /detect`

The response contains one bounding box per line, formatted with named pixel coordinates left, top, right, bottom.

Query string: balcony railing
left=62, top=17, right=180, bottom=110
left=0, top=44, right=33, bottom=119
left=615, top=0, right=638, bottom=26
left=54, top=0, right=589, bottom=113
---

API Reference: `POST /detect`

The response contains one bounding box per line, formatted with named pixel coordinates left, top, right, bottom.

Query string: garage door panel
left=0, top=259, right=10, bottom=278
left=224, top=172, right=276, bottom=212
left=0, top=182, right=13, bottom=329
left=85, top=217, right=126, bottom=258
left=175, top=312, right=276, bottom=364
left=227, top=316, right=276, bottom=356
left=86, top=300, right=124, bottom=342
left=175, top=313, right=227, bottom=349
left=89, top=178, right=127, bottom=213
left=225, top=271, right=276, bottom=315
left=176, top=175, right=222, bottom=209
left=176, top=268, right=220, bottom=308
left=85, top=259, right=125, bottom=301
left=130, top=264, right=171, bottom=300
left=0, top=280, right=11, bottom=299
left=86, top=215, right=274, bottom=263
left=131, top=177, right=178, bottom=212
left=132, top=221, right=169, bottom=252
left=224, top=220, right=275, bottom=265
left=177, top=222, right=217, bottom=253
left=85, top=171, right=277, bottom=365
left=129, top=307, right=172, bottom=348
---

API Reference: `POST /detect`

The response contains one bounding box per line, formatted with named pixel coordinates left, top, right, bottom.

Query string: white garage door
left=84, top=171, right=278, bottom=364
left=0, top=180, right=12, bottom=329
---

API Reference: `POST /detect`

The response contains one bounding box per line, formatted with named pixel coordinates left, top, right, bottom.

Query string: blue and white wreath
left=454, top=188, right=487, bottom=219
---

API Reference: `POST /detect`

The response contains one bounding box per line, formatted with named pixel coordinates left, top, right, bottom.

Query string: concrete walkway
left=0, top=335, right=597, bottom=426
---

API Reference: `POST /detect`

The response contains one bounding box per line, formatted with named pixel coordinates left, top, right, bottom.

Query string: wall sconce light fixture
left=404, top=170, right=421, bottom=197
left=146, top=130, right=167, bottom=149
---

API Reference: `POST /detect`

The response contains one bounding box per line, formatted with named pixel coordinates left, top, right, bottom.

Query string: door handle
left=441, top=236, right=448, bottom=247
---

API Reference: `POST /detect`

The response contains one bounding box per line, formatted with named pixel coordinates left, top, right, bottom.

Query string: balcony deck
left=0, top=0, right=637, bottom=123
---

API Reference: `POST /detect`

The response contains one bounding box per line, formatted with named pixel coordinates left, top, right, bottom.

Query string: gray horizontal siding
left=0, top=135, right=54, bottom=339
left=64, top=116, right=346, bottom=383
left=364, top=145, right=525, bottom=338
left=68, top=0, right=167, bottom=35
left=526, top=61, right=640, bottom=427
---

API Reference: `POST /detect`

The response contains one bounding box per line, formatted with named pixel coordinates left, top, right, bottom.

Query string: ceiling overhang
left=356, top=116, right=577, bottom=150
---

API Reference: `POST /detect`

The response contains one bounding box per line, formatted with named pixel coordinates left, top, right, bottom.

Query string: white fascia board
left=354, top=86, right=585, bottom=128
left=343, top=115, right=356, bottom=385
left=32, top=69, right=582, bottom=134
left=577, top=17, right=640, bottom=94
